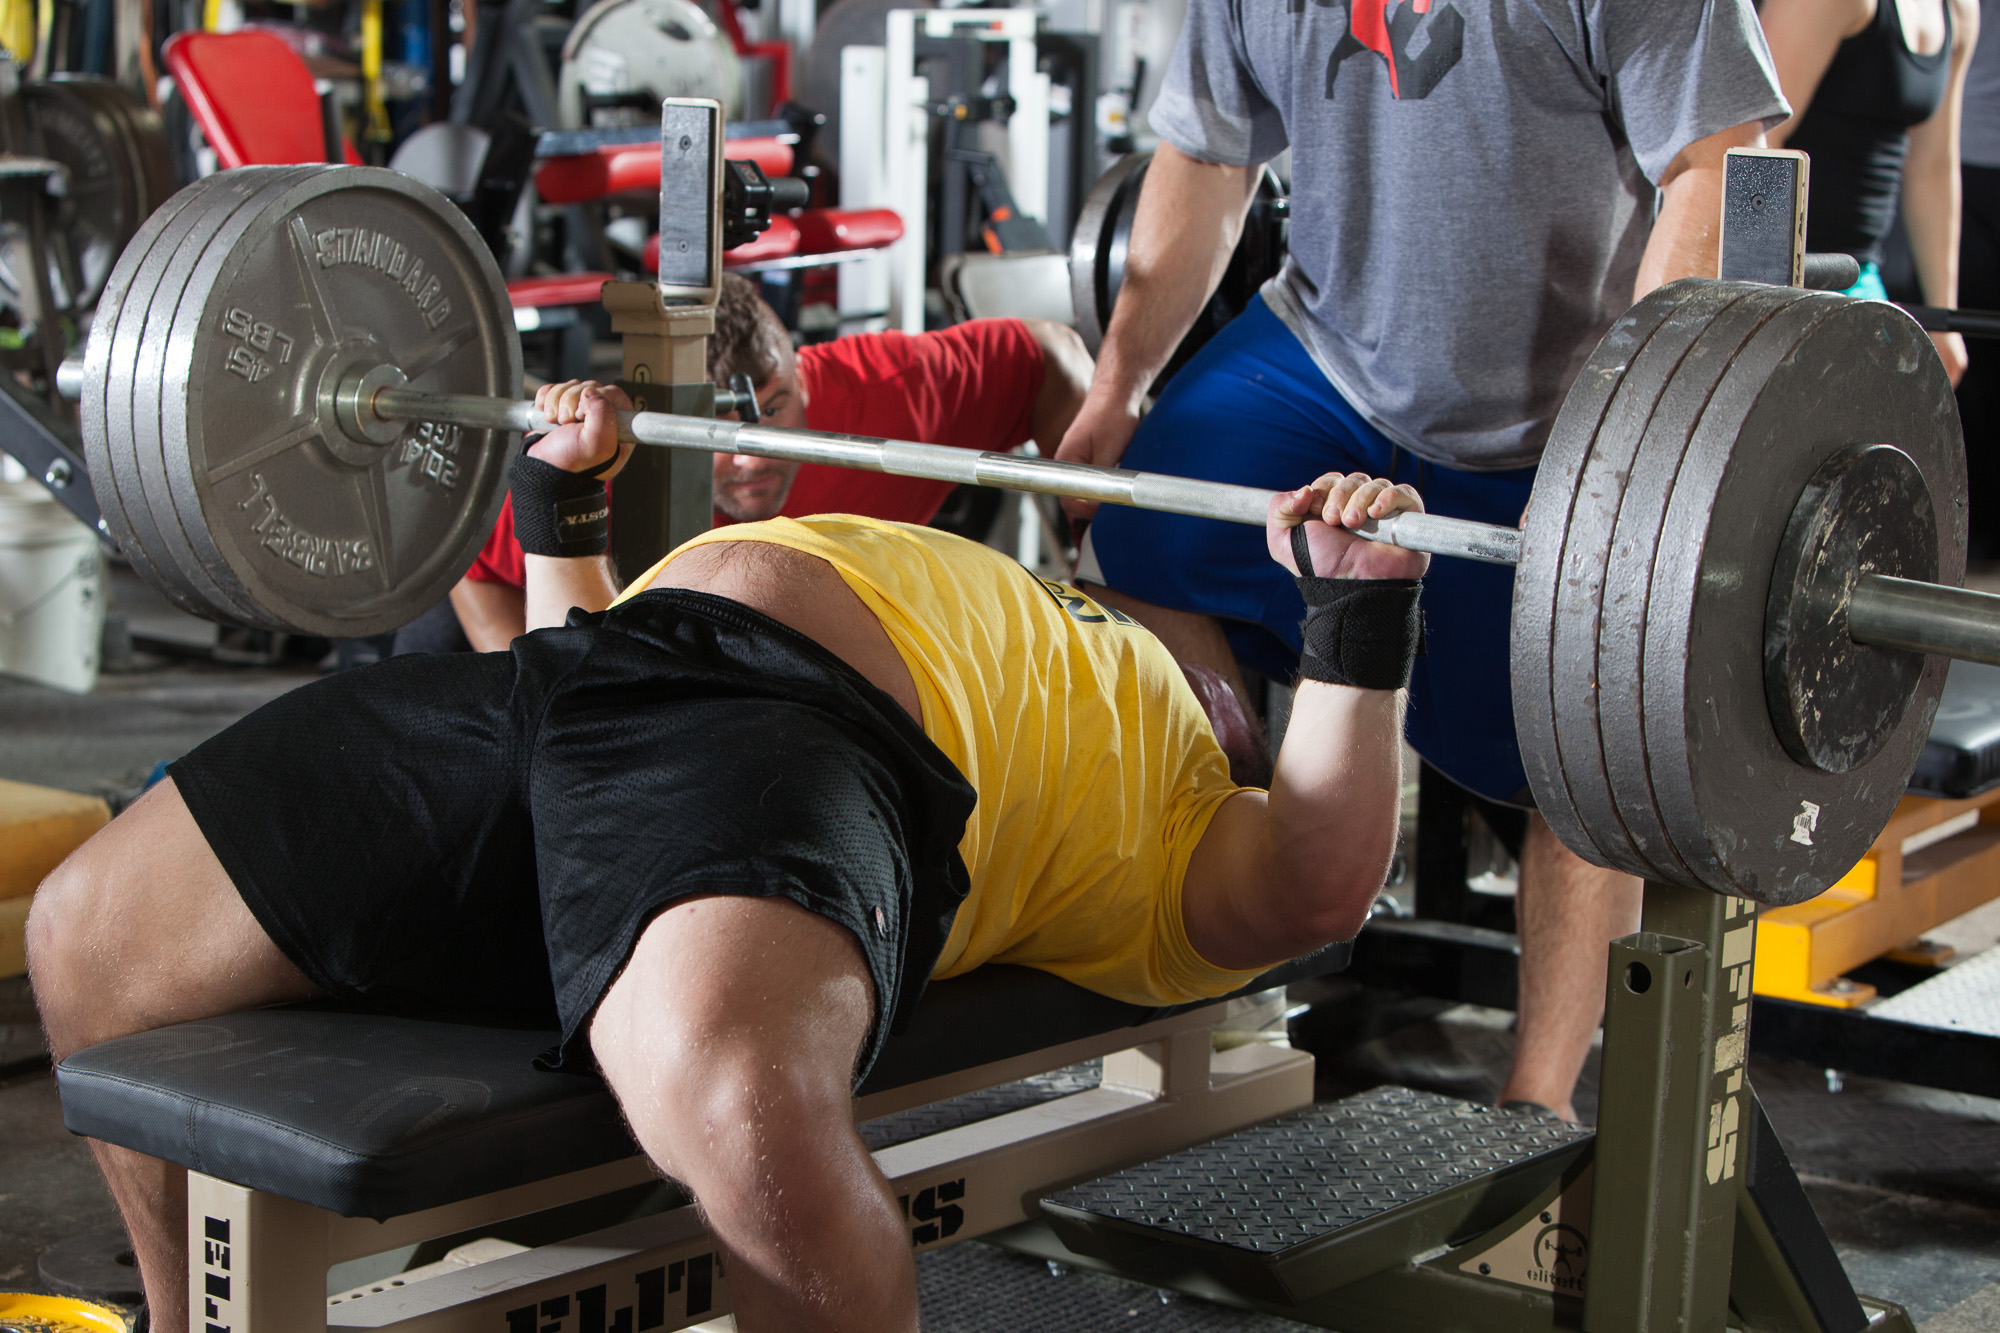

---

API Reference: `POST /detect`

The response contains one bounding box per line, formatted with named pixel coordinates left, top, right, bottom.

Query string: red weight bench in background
left=162, top=30, right=365, bottom=167
left=638, top=205, right=903, bottom=273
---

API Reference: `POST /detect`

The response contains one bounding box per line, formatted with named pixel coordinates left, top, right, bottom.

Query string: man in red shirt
left=428, top=274, right=1093, bottom=651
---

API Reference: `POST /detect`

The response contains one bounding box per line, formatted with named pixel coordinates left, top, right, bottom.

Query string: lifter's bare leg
left=25, top=779, right=324, bottom=1332
left=1499, top=816, right=1643, bottom=1121
left=590, top=895, right=916, bottom=1333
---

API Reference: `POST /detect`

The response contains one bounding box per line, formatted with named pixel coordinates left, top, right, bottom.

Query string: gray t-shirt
left=1150, top=0, right=1789, bottom=470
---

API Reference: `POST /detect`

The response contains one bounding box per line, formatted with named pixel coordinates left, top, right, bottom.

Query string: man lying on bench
left=26, top=381, right=1428, bottom=1333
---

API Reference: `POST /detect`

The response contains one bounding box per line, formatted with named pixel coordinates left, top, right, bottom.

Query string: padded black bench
left=57, top=949, right=1347, bottom=1330
left=1908, top=660, right=2000, bottom=799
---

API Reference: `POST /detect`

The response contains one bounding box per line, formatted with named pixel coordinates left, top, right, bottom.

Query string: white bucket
left=0, top=479, right=106, bottom=693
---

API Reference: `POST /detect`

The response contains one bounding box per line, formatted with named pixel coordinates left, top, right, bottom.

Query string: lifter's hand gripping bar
left=360, top=380, right=2000, bottom=668
left=363, top=384, right=1521, bottom=565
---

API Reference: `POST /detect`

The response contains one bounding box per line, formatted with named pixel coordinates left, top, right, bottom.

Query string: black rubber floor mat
left=1753, top=1056, right=2000, bottom=1209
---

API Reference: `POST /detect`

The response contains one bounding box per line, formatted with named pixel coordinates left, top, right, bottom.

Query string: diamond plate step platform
left=1869, top=943, right=2000, bottom=1037
left=1039, top=1086, right=1591, bottom=1305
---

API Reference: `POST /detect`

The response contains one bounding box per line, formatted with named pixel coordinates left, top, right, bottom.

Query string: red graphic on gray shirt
left=1323, top=0, right=1465, bottom=101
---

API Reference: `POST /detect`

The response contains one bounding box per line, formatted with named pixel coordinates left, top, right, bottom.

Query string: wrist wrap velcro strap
left=1290, top=523, right=1424, bottom=689
left=511, top=454, right=610, bottom=557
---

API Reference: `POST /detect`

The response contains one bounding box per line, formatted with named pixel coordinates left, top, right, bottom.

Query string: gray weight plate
left=79, top=170, right=235, bottom=616
left=159, top=166, right=520, bottom=638
left=136, top=168, right=329, bottom=628
left=1643, top=294, right=1964, bottom=904
left=1067, top=151, right=1150, bottom=357
left=1548, top=280, right=1743, bottom=882
left=123, top=169, right=325, bottom=625
left=120, top=168, right=315, bottom=626
left=1592, top=283, right=1806, bottom=886
left=1510, top=284, right=1685, bottom=867
left=101, top=170, right=282, bottom=619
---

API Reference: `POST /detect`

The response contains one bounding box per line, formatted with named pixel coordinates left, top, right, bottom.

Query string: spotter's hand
left=1267, top=472, right=1429, bottom=581
left=526, top=380, right=636, bottom=480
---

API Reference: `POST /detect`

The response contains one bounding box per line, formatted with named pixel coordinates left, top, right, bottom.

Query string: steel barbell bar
left=355, top=377, right=2000, bottom=669
left=51, top=349, right=2000, bottom=670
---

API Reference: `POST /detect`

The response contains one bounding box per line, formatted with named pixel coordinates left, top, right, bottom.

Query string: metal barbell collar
left=355, top=375, right=2000, bottom=668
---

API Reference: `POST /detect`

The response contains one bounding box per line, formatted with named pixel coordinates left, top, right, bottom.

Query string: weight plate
left=1643, top=291, right=1963, bottom=904
left=1511, top=284, right=1685, bottom=867
left=1592, top=283, right=1806, bottom=885
left=0, top=1291, right=130, bottom=1333
left=117, top=168, right=315, bottom=625
left=1548, top=280, right=1743, bottom=881
left=137, top=168, right=329, bottom=628
left=557, top=0, right=743, bottom=128
left=1763, top=443, right=1938, bottom=772
left=79, top=167, right=232, bottom=614
left=1068, top=151, right=1150, bottom=356
left=158, top=167, right=520, bottom=638
left=59, top=76, right=177, bottom=224
left=18, top=81, right=143, bottom=312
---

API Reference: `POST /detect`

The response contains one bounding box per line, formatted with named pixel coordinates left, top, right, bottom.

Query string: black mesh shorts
left=168, top=590, right=976, bottom=1082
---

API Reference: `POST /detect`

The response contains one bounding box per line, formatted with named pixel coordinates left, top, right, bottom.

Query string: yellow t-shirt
left=615, top=516, right=1270, bottom=1006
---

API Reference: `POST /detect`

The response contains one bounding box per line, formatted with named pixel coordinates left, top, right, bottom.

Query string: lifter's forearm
left=524, top=554, right=622, bottom=631
left=1090, top=145, right=1261, bottom=412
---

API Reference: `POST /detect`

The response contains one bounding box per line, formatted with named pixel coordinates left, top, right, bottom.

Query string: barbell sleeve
left=364, top=385, right=1527, bottom=565
left=1847, top=575, right=2000, bottom=667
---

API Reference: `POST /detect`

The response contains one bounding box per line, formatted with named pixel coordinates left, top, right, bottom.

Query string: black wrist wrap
left=511, top=454, right=611, bottom=557
left=1290, top=524, right=1424, bottom=689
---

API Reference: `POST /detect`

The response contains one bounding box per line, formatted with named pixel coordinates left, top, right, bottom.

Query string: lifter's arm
left=1633, top=119, right=1774, bottom=298
left=1180, top=477, right=1427, bottom=969
left=451, top=577, right=528, bottom=650
left=521, top=381, right=634, bottom=632
left=1050, top=144, right=1262, bottom=513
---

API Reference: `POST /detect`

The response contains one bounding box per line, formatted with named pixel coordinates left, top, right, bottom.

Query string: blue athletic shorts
left=1088, top=295, right=1537, bottom=806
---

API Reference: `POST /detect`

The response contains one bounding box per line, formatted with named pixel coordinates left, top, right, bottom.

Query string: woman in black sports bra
left=1761, top=0, right=1979, bottom=384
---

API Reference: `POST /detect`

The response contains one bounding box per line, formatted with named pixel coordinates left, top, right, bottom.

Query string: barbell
left=68, top=164, right=1998, bottom=907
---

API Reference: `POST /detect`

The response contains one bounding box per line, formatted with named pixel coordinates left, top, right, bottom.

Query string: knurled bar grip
left=367, top=386, right=1525, bottom=565
left=368, top=386, right=2000, bottom=665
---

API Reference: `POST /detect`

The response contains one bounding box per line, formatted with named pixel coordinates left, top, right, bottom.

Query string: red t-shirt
left=464, top=318, right=1044, bottom=587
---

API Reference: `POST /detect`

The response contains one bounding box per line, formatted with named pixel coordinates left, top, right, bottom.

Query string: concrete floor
left=0, top=570, right=1996, bottom=1327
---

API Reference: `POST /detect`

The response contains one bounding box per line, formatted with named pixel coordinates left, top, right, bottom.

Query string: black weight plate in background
left=1511, top=284, right=1686, bottom=868
left=60, top=76, right=178, bottom=225
left=19, top=81, right=143, bottom=312
left=1068, top=151, right=1149, bottom=356
left=79, top=171, right=209, bottom=610
left=161, top=167, right=521, bottom=638
left=1548, top=280, right=1742, bottom=882
left=1644, top=294, right=1964, bottom=904
left=1591, top=283, right=1807, bottom=885
left=122, top=169, right=314, bottom=626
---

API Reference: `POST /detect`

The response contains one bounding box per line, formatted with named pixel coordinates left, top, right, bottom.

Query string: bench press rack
left=52, top=113, right=1934, bottom=1330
